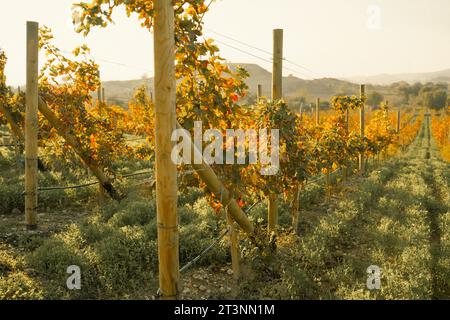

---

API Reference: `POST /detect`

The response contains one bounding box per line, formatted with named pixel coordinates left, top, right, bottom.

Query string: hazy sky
left=1, top=0, right=449, bottom=86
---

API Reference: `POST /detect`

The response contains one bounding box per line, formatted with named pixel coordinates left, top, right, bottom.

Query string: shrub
left=108, top=199, right=156, bottom=228
left=0, top=272, right=44, bottom=300
left=92, top=226, right=157, bottom=294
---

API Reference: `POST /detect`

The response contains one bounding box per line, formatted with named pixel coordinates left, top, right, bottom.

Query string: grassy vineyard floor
left=0, top=118, right=449, bottom=299
left=258, top=117, right=449, bottom=300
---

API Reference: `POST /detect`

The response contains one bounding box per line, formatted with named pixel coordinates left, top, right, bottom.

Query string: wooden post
left=268, top=28, right=283, bottom=234
left=227, top=209, right=240, bottom=281
left=346, top=108, right=350, bottom=134
left=316, top=97, right=320, bottom=125
left=11, top=131, right=21, bottom=173
left=359, top=84, right=366, bottom=174
left=97, top=85, right=102, bottom=117
left=291, top=184, right=300, bottom=234
left=299, top=102, right=304, bottom=122
left=25, top=21, right=39, bottom=231
left=113, top=114, right=118, bottom=131
left=272, top=29, right=283, bottom=101
left=344, top=107, right=350, bottom=178
left=154, top=0, right=179, bottom=300
left=257, top=84, right=262, bottom=103
left=268, top=194, right=278, bottom=234
left=98, top=80, right=106, bottom=200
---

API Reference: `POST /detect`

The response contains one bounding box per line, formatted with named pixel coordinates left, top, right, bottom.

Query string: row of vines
left=0, top=0, right=427, bottom=300
left=1, top=32, right=423, bottom=226
left=432, top=108, right=450, bottom=161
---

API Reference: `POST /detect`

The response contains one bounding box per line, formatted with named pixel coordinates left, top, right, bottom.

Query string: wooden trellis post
left=291, top=184, right=301, bottom=234
left=299, top=102, right=304, bottom=122
left=359, top=84, right=366, bottom=174
left=316, top=97, right=320, bottom=125
left=97, top=85, right=103, bottom=117
left=227, top=197, right=240, bottom=280
left=25, top=21, right=39, bottom=231
left=98, top=87, right=107, bottom=201
left=272, top=30, right=283, bottom=100
left=11, top=131, right=21, bottom=173
left=154, top=0, right=179, bottom=300
left=344, top=106, right=351, bottom=179
left=346, top=108, right=350, bottom=133
left=257, top=84, right=263, bottom=103
left=268, top=28, right=283, bottom=234
left=268, top=194, right=278, bottom=234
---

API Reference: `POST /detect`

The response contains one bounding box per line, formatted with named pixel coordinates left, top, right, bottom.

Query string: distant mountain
left=343, top=68, right=450, bottom=85
left=100, top=63, right=380, bottom=107
left=219, top=63, right=392, bottom=103
left=100, top=63, right=429, bottom=108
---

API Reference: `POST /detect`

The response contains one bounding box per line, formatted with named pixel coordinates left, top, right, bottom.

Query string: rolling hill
left=344, top=68, right=450, bottom=85
left=101, top=63, right=388, bottom=108
left=99, top=63, right=449, bottom=108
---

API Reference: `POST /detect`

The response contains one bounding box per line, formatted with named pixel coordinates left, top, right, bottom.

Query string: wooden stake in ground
left=359, top=84, right=366, bottom=174
left=272, top=30, right=283, bottom=100
left=346, top=108, right=350, bottom=134
left=227, top=207, right=240, bottom=281
left=268, top=29, right=283, bottom=234
left=291, top=184, right=300, bottom=234
left=316, top=97, right=320, bottom=125
left=97, top=85, right=102, bottom=117
left=98, top=81, right=107, bottom=203
left=257, top=84, right=263, bottom=103
left=25, top=21, right=39, bottom=231
left=344, top=107, right=350, bottom=179
left=154, top=0, right=179, bottom=300
left=11, top=130, right=21, bottom=173
left=299, top=102, right=304, bottom=122
left=268, top=193, right=279, bottom=234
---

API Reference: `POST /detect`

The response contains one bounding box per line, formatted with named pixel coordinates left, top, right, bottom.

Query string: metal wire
left=33, top=170, right=153, bottom=193
left=179, top=227, right=230, bottom=274
left=177, top=199, right=260, bottom=275
left=37, top=181, right=100, bottom=192
left=307, top=168, right=342, bottom=185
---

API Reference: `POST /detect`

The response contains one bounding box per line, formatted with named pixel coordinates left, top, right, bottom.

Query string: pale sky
left=1, top=0, right=449, bottom=86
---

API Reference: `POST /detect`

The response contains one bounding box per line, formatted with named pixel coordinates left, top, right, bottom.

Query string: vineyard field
left=0, top=0, right=449, bottom=304
left=0, top=117, right=449, bottom=299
